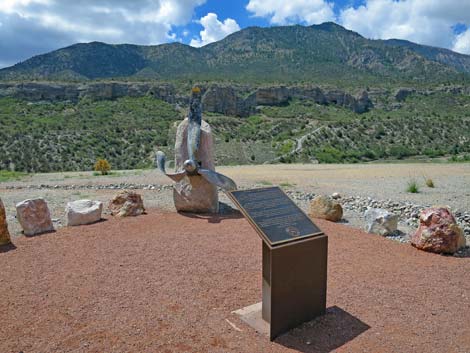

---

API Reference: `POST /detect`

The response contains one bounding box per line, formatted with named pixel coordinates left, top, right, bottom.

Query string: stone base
left=173, top=175, right=219, bottom=213
left=232, top=302, right=269, bottom=337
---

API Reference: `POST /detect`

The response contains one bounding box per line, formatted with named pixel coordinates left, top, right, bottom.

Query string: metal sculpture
left=156, top=87, right=237, bottom=192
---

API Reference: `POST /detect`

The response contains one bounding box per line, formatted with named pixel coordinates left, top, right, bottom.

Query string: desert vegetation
left=0, top=89, right=469, bottom=172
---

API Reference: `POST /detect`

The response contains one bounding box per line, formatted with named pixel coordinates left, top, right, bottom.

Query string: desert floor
left=1, top=211, right=469, bottom=352
left=1, top=162, right=469, bottom=237
left=1, top=163, right=469, bottom=352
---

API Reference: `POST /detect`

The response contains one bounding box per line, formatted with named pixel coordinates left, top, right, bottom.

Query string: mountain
left=383, top=38, right=470, bottom=73
left=1, top=22, right=469, bottom=85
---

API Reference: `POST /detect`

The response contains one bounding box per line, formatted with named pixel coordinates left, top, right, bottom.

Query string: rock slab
left=411, top=207, right=466, bottom=254
left=16, top=198, right=54, bottom=236
left=173, top=118, right=219, bottom=213
left=364, top=208, right=398, bottom=236
left=66, top=200, right=103, bottom=226
left=0, top=198, right=11, bottom=245
left=108, top=191, right=145, bottom=217
left=309, top=195, right=343, bottom=222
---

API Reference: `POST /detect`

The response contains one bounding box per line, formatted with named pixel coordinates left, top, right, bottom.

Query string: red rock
left=411, top=207, right=466, bottom=254
left=0, top=198, right=11, bottom=245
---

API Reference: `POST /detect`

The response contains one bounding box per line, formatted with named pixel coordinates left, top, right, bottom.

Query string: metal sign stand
left=229, top=187, right=328, bottom=340
left=262, top=237, right=327, bottom=340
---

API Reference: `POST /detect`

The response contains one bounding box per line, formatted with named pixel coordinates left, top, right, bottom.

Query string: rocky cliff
left=0, top=82, right=374, bottom=116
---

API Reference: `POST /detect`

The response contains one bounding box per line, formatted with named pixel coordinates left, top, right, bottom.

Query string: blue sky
left=0, top=0, right=469, bottom=68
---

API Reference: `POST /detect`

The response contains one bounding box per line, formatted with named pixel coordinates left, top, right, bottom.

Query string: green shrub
left=314, top=147, right=344, bottom=163
left=406, top=179, right=420, bottom=193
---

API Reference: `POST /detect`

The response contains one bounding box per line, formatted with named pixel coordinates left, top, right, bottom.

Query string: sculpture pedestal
left=173, top=175, right=219, bottom=213
left=173, top=118, right=218, bottom=213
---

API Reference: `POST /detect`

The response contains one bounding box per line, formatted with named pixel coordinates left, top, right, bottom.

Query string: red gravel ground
left=1, top=210, right=469, bottom=353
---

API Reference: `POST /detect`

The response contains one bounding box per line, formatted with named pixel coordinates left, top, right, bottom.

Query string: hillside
left=1, top=23, right=470, bottom=85
left=1, top=22, right=469, bottom=172
left=1, top=89, right=469, bottom=172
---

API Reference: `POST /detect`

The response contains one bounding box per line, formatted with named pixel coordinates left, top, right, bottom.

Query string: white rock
left=364, top=208, right=398, bottom=236
left=16, top=198, right=54, bottom=236
left=66, top=199, right=103, bottom=226
left=331, top=192, right=341, bottom=199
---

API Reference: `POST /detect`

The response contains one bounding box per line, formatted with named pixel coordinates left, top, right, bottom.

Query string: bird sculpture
left=155, top=87, right=237, bottom=192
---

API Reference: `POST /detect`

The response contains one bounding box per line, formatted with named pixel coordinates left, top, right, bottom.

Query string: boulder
left=108, top=191, right=145, bottom=217
left=66, top=199, right=103, bottom=226
left=364, top=208, right=398, bottom=236
left=173, top=118, right=219, bottom=213
left=0, top=198, right=11, bottom=245
left=309, top=195, right=343, bottom=222
left=16, top=198, right=54, bottom=236
left=411, top=207, right=466, bottom=254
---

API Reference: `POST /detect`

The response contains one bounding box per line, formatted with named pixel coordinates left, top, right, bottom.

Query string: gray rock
left=364, top=208, right=398, bottom=236
left=66, top=199, right=103, bottom=226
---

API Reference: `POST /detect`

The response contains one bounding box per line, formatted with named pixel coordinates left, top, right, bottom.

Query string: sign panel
left=228, top=187, right=323, bottom=247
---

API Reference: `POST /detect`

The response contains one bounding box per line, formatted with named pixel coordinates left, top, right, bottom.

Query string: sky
left=0, top=0, right=469, bottom=68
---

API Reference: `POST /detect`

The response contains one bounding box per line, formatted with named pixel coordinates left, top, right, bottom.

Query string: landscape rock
left=309, top=195, right=343, bottom=222
left=0, top=198, right=11, bottom=245
left=16, top=198, right=54, bottom=236
left=331, top=192, right=341, bottom=199
left=66, top=199, right=103, bottom=226
left=364, top=208, right=398, bottom=236
left=411, top=207, right=466, bottom=254
left=108, top=191, right=145, bottom=217
left=173, top=118, right=218, bottom=213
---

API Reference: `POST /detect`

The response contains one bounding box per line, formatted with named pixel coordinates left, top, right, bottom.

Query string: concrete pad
left=232, top=302, right=269, bottom=337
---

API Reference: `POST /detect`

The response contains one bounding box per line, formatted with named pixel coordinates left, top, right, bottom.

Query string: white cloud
left=246, top=0, right=470, bottom=55
left=453, top=29, right=470, bottom=54
left=0, top=0, right=206, bottom=67
left=246, top=0, right=335, bottom=25
left=190, top=13, right=240, bottom=47
left=339, top=0, right=470, bottom=54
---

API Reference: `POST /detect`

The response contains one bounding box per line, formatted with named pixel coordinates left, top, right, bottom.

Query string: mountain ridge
left=1, top=23, right=469, bottom=85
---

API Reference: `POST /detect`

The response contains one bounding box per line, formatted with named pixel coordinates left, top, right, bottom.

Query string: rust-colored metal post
left=262, top=235, right=328, bottom=340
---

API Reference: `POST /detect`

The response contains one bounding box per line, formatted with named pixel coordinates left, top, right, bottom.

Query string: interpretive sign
left=228, top=186, right=323, bottom=247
